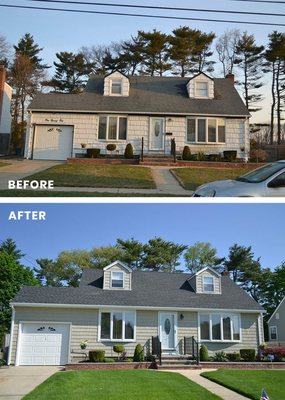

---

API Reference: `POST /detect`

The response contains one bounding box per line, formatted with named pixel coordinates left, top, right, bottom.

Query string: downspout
left=244, top=116, right=250, bottom=163
left=7, top=306, right=15, bottom=366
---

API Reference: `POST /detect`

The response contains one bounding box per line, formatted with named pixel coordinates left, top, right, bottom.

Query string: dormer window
left=111, top=80, right=122, bottom=95
left=195, top=82, right=209, bottom=98
left=111, top=271, right=124, bottom=288
left=203, top=276, right=214, bottom=292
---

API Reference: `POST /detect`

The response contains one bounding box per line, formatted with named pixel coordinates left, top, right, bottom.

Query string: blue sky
left=1, top=0, right=284, bottom=123
left=0, top=202, right=284, bottom=271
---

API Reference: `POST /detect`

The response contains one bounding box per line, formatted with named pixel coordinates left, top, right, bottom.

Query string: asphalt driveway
left=0, top=159, right=62, bottom=190
left=0, top=366, right=61, bottom=399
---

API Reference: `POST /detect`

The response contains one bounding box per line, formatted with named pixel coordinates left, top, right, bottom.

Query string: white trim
left=195, top=267, right=221, bottom=277
left=110, top=79, right=123, bottom=96
left=269, top=325, right=278, bottom=341
left=7, top=306, right=15, bottom=366
left=198, top=312, right=242, bottom=343
left=103, top=261, right=132, bottom=272
left=110, top=271, right=125, bottom=289
left=15, top=321, right=72, bottom=366
left=11, top=302, right=264, bottom=314
left=268, top=296, right=285, bottom=323
left=98, top=309, right=136, bottom=342
left=203, top=276, right=215, bottom=293
left=186, top=117, right=226, bottom=144
left=194, top=81, right=209, bottom=99
left=158, top=312, right=178, bottom=352
left=98, top=115, right=128, bottom=141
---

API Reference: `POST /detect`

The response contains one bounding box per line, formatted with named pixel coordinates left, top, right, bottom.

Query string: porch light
left=180, top=314, right=184, bottom=320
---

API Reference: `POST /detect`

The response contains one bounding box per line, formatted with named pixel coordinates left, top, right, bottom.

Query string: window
left=111, top=271, right=124, bottom=288
left=269, top=326, right=278, bottom=341
left=186, top=118, right=226, bottom=143
left=195, top=82, right=208, bottom=97
left=203, top=276, right=214, bottom=292
left=98, top=116, right=127, bottom=141
left=100, top=311, right=135, bottom=341
left=111, top=80, right=122, bottom=95
left=199, top=313, right=241, bottom=342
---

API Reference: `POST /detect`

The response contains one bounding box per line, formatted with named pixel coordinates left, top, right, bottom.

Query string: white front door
left=160, top=313, right=176, bottom=352
left=150, top=118, right=164, bottom=150
left=19, top=323, right=70, bottom=365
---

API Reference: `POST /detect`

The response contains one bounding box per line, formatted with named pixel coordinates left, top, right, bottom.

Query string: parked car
left=192, top=161, right=285, bottom=197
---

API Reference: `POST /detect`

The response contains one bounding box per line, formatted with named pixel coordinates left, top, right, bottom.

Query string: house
left=268, top=297, right=285, bottom=343
left=24, top=71, right=250, bottom=161
left=0, top=65, right=12, bottom=155
left=8, top=261, right=264, bottom=366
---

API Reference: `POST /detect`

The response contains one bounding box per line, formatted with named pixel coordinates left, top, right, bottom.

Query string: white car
left=192, top=161, right=285, bottom=197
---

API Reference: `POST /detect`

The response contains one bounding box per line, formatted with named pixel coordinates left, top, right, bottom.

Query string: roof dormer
left=186, top=72, right=214, bottom=99
left=103, top=71, right=130, bottom=97
left=103, top=260, right=132, bottom=290
left=188, top=267, right=221, bottom=294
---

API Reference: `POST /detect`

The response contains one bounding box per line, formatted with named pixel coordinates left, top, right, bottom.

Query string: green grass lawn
left=0, top=161, right=11, bottom=168
left=23, top=370, right=222, bottom=400
left=25, top=164, right=156, bottom=189
left=171, top=167, right=253, bottom=190
left=201, top=369, right=285, bottom=400
left=0, top=190, right=185, bottom=197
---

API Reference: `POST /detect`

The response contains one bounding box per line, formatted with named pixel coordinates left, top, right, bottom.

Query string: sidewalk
left=163, top=369, right=249, bottom=400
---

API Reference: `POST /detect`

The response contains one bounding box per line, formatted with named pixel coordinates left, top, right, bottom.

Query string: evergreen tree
left=184, top=242, right=224, bottom=274
left=0, top=238, right=25, bottom=261
left=46, top=52, right=94, bottom=93
left=116, top=238, right=144, bottom=269
left=234, top=32, right=266, bottom=112
left=13, top=33, right=48, bottom=69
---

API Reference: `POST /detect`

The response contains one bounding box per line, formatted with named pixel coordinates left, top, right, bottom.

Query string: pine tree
left=13, top=33, right=48, bottom=69
left=234, top=32, right=266, bottom=113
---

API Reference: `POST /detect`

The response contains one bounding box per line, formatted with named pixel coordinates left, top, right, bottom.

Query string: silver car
left=192, top=161, right=285, bottom=197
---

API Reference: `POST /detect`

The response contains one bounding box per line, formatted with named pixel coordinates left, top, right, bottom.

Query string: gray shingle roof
left=13, top=270, right=263, bottom=312
left=28, top=75, right=250, bottom=117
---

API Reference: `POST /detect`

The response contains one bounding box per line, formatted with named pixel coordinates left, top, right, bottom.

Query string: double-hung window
left=111, top=271, right=124, bottom=288
left=111, top=80, right=122, bottom=95
left=199, top=313, right=241, bottom=342
left=186, top=118, right=225, bottom=143
left=269, top=326, right=278, bottom=340
left=203, top=276, right=214, bottom=292
left=195, top=82, right=209, bottom=98
left=98, top=115, right=127, bottom=141
left=100, top=311, right=135, bottom=341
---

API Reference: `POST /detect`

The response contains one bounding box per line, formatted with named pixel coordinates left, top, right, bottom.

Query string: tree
left=224, top=244, right=255, bottom=282
left=141, top=237, right=186, bottom=272
left=13, top=33, right=48, bottom=70
left=116, top=238, right=144, bottom=269
left=80, top=44, right=109, bottom=75
left=90, top=246, right=125, bottom=270
left=120, top=35, right=144, bottom=75
left=0, top=34, right=11, bottom=65
left=34, top=258, right=64, bottom=287
left=234, top=32, right=266, bottom=112
left=184, top=241, right=223, bottom=274
left=45, top=52, right=94, bottom=93
left=0, top=238, right=25, bottom=261
left=216, top=29, right=240, bottom=76
left=0, top=250, right=38, bottom=332
left=265, top=31, right=285, bottom=144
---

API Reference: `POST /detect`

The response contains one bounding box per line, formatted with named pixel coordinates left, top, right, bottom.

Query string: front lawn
left=202, top=369, right=285, bottom=400
left=25, top=164, right=156, bottom=189
left=23, top=370, right=222, bottom=400
left=0, top=161, right=11, bottom=168
left=171, top=167, right=253, bottom=190
left=0, top=190, right=183, bottom=197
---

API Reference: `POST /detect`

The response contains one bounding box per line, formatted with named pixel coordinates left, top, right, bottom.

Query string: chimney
left=0, top=65, right=6, bottom=125
left=222, top=270, right=230, bottom=277
left=225, top=73, right=235, bottom=84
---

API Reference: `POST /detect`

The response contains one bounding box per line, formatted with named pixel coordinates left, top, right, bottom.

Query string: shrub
left=0, top=359, right=7, bottom=366
left=208, top=154, right=222, bottom=162
left=104, top=358, right=115, bottom=363
left=226, top=352, right=241, bottom=362
left=113, top=345, right=125, bottom=354
left=89, top=350, right=105, bottom=362
left=106, top=144, right=116, bottom=152
left=124, top=143, right=134, bottom=159
left=263, top=347, right=285, bottom=362
left=223, top=150, right=237, bottom=162
left=213, top=351, right=228, bottom=362
left=182, top=146, right=191, bottom=160
left=199, top=344, right=209, bottom=361
left=240, top=349, right=256, bottom=361
left=87, top=148, right=100, bottom=158
left=197, top=151, right=206, bottom=161
left=133, top=344, right=144, bottom=362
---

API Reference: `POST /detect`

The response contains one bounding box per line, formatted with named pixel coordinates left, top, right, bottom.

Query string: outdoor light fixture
left=180, top=314, right=184, bottom=320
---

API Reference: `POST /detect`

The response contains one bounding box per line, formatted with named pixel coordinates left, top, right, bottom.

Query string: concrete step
left=157, top=364, right=202, bottom=370
left=140, top=161, right=178, bottom=166
left=160, top=359, right=197, bottom=365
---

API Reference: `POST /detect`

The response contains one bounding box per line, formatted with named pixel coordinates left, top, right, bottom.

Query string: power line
left=25, top=0, right=285, bottom=18
left=231, top=0, right=285, bottom=3
left=0, top=3, right=285, bottom=26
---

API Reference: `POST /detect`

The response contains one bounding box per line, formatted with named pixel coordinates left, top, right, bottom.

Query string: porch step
left=160, top=359, right=197, bottom=366
left=140, top=155, right=177, bottom=166
left=140, top=161, right=178, bottom=166
left=157, top=364, right=202, bottom=370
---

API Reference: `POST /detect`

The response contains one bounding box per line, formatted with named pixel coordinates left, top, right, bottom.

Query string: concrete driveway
left=0, top=366, right=61, bottom=399
left=0, top=159, right=62, bottom=190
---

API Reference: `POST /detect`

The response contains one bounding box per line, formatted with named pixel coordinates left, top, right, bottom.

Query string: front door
left=150, top=118, right=164, bottom=150
left=160, top=313, right=176, bottom=352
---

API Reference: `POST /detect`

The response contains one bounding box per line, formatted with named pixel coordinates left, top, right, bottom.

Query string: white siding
left=187, top=74, right=214, bottom=99
left=0, top=83, right=12, bottom=134
left=104, top=71, right=130, bottom=97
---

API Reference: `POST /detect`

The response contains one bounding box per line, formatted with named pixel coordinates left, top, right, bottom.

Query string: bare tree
left=0, top=34, right=11, bottom=64
left=216, top=29, right=240, bottom=76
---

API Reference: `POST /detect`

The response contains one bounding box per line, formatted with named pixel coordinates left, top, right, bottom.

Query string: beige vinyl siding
left=269, top=298, right=285, bottom=343
left=103, top=264, right=131, bottom=290
left=196, top=270, right=221, bottom=294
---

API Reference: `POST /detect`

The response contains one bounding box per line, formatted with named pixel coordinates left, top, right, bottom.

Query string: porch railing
left=171, top=138, right=176, bottom=163
left=152, top=335, right=162, bottom=365
left=184, top=336, right=200, bottom=365
left=141, top=137, right=144, bottom=162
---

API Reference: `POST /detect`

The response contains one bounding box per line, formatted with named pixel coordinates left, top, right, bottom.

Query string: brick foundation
left=67, top=158, right=139, bottom=165
left=201, top=362, right=285, bottom=369
left=65, top=362, right=156, bottom=371
left=176, top=161, right=265, bottom=169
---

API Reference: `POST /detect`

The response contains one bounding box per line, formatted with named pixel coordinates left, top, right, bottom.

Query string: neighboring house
left=24, top=71, right=250, bottom=161
left=268, top=297, right=285, bottom=343
left=9, top=261, right=264, bottom=366
left=0, top=65, right=12, bottom=155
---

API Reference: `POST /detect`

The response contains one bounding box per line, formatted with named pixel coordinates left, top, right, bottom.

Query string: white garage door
left=19, top=323, right=70, bottom=366
left=33, top=125, right=73, bottom=160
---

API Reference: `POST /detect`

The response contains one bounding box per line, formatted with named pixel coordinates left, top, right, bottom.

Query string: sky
left=0, top=202, right=284, bottom=272
left=0, top=0, right=284, bottom=123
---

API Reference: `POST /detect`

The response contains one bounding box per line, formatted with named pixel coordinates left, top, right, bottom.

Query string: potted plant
left=106, top=143, right=116, bottom=156
left=81, top=143, right=87, bottom=149
left=80, top=340, right=88, bottom=350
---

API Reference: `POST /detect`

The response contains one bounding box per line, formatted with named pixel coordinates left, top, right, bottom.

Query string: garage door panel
left=19, top=323, right=70, bottom=365
left=33, top=125, right=73, bottom=160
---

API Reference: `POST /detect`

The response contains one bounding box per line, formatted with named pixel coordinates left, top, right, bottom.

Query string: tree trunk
left=270, top=62, right=276, bottom=145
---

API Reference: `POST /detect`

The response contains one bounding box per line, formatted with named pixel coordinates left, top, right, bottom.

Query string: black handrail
left=171, top=138, right=176, bottom=163
left=141, top=137, right=144, bottom=162
left=152, top=336, right=162, bottom=365
left=184, top=336, right=200, bottom=365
